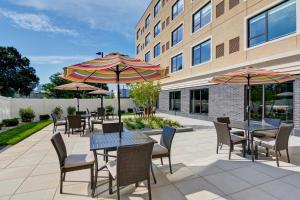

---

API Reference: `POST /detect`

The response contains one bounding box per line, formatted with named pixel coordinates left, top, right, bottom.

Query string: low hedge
left=2, top=118, right=19, bottom=127
left=39, top=114, right=50, bottom=121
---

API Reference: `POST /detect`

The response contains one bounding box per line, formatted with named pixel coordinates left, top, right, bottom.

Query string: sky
left=0, top=0, right=151, bottom=88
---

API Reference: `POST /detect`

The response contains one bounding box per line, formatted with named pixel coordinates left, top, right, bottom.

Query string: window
left=229, top=0, right=239, bottom=9
left=154, top=21, right=161, bottom=37
left=145, top=14, right=151, bottom=29
left=154, top=0, right=161, bottom=17
left=216, top=1, right=224, bottom=18
left=169, top=91, right=181, bottom=111
left=145, top=51, right=151, bottom=62
left=136, top=29, right=141, bottom=40
left=192, top=39, right=211, bottom=66
left=216, top=43, right=224, bottom=58
left=192, top=2, right=211, bottom=32
left=229, top=36, right=240, bottom=54
left=171, top=53, right=183, bottom=72
left=145, top=33, right=151, bottom=46
left=250, top=82, right=293, bottom=123
left=171, top=25, right=183, bottom=46
left=172, top=0, right=184, bottom=19
left=154, top=43, right=161, bottom=58
left=248, top=0, right=296, bottom=47
left=190, top=88, right=209, bottom=114
left=136, top=44, right=141, bottom=55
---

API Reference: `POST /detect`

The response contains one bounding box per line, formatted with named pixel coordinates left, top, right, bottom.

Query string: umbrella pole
left=101, top=95, right=104, bottom=108
left=116, top=66, right=122, bottom=138
left=77, top=87, right=80, bottom=112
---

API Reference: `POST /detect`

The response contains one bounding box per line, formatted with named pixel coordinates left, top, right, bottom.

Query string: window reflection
left=169, top=91, right=181, bottom=111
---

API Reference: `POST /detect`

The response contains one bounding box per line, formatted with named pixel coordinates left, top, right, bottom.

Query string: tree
left=43, top=72, right=109, bottom=99
left=129, top=81, right=160, bottom=119
left=0, top=47, right=39, bottom=97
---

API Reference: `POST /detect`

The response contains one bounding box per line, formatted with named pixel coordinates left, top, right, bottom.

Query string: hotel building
left=135, top=0, right=300, bottom=133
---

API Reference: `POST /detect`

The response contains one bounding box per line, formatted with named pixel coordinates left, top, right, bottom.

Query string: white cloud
left=0, top=8, right=78, bottom=36
left=28, top=55, right=94, bottom=65
left=6, top=0, right=151, bottom=38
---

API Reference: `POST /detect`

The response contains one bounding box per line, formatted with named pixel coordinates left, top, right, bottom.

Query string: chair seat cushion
left=64, top=152, right=94, bottom=168
left=152, top=143, right=168, bottom=156
left=56, top=120, right=67, bottom=126
left=106, top=160, right=117, bottom=179
left=254, top=137, right=275, bottom=149
left=231, top=135, right=246, bottom=144
left=253, top=130, right=277, bottom=138
left=231, top=130, right=245, bottom=137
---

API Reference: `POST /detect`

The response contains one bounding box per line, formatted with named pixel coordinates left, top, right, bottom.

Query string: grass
left=123, top=116, right=181, bottom=130
left=0, top=120, right=52, bottom=145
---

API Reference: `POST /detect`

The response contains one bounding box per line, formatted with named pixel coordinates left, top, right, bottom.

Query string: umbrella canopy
left=55, top=82, right=99, bottom=111
left=88, top=89, right=111, bottom=108
left=63, top=52, right=166, bottom=138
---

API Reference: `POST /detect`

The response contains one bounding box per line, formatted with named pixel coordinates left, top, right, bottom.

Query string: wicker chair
left=216, top=117, right=245, bottom=137
left=105, top=108, right=114, bottom=120
left=51, top=133, right=95, bottom=195
left=254, top=124, right=294, bottom=167
left=152, top=126, right=176, bottom=174
left=91, top=108, right=105, bottom=131
left=67, top=115, right=85, bottom=137
left=87, top=108, right=97, bottom=119
left=253, top=118, right=281, bottom=138
left=51, top=113, right=67, bottom=134
left=214, top=121, right=246, bottom=160
left=106, top=142, right=154, bottom=200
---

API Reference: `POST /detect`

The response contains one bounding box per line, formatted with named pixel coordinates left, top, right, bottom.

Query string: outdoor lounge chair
left=152, top=126, right=176, bottom=174
left=254, top=124, right=293, bottom=167
left=214, top=121, right=246, bottom=160
left=68, top=115, right=85, bottom=137
left=51, top=113, right=67, bottom=134
left=106, top=142, right=154, bottom=200
left=51, top=133, right=95, bottom=195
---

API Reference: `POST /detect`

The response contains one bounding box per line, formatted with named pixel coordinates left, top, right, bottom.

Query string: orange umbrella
left=88, top=89, right=111, bottom=108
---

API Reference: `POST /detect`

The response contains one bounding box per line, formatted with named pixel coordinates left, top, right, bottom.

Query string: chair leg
left=266, top=147, right=269, bottom=157
left=90, top=165, right=94, bottom=190
left=65, top=125, right=67, bottom=134
left=62, top=172, right=66, bottom=181
left=109, top=173, right=113, bottom=194
left=160, top=157, right=163, bottom=165
left=228, top=145, right=232, bottom=160
left=278, top=151, right=281, bottom=157
left=220, top=143, right=223, bottom=150
left=150, top=163, right=157, bottom=184
left=53, top=125, right=55, bottom=134
left=60, top=171, right=63, bottom=194
left=147, top=178, right=152, bottom=200
left=216, top=142, right=219, bottom=154
left=242, top=142, right=246, bottom=157
left=286, top=149, right=290, bottom=163
left=117, top=186, right=120, bottom=200
left=275, top=151, right=279, bottom=167
left=255, top=144, right=258, bottom=160
left=168, top=156, right=173, bottom=174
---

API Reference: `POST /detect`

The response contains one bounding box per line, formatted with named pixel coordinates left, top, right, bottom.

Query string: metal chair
left=152, top=126, right=176, bottom=174
left=51, top=133, right=95, bottom=195
left=106, top=142, right=154, bottom=200
left=214, top=121, right=246, bottom=160
left=67, top=115, right=85, bottom=137
left=254, top=124, right=294, bottom=166
left=51, top=113, right=67, bottom=134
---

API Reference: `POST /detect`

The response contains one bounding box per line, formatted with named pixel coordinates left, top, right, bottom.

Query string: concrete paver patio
left=1, top=113, right=300, bottom=200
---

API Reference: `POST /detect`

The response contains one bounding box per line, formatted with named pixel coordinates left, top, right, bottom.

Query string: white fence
left=0, top=96, right=135, bottom=121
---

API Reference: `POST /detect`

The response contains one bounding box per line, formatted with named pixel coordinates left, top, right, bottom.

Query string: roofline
left=135, top=0, right=154, bottom=28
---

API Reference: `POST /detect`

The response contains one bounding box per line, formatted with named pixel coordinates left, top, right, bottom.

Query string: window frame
left=247, top=0, right=297, bottom=48
left=171, top=53, right=183, bottom=73
left=172, top=0, right=184, bottom=20
left=169, top=91, right=181, bottom=111
left=145, top=14, right=151, bottom=29
left=145, top=33, right=151, bottom=46
left=154, top=0, right=161, bottom=17
left=190, top=88, right=209, bottom=114
left=154, top=43, right=161, bottom=58
left=171, top=24, right=183, bottom=46
left=136, top=29, right=141, bottom=40
left=154, top=21, right=161, bottom=37
left=136, top=44, right=141, bottom=55
left=145, top=51, right=151, bottom=62
left=192, top=1, right=212, bottom=33
left=191, top=38, right=212, bottom=66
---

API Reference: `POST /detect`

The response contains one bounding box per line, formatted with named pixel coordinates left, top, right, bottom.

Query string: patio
left=1, top=113, right=300, bottom=200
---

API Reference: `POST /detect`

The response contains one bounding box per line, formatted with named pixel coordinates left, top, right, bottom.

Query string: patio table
left=90, top=131, right=156, bottom=195
left=229, top=121, right=278, bottom=161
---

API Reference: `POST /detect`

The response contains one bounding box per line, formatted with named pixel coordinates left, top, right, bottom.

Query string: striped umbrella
left=211, top=67, right=294, bottom=150
left=63, top=52, right=166, bottom=137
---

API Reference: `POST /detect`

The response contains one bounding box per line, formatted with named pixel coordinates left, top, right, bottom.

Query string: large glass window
left=248, top=0, right=296, bottom=47
left=169, top=91, right=181, bottom=111
left=154, top=21, right=161, bottom=37
left=172, top=25, right=183, bottom=46
left=190, top=88, right=209, bottom=114
left=172, top=0, right=184, bottom=19
left=154, top=43, right=161, bottom=58
left=145, top=33, right=151, bottom=46
left=192, top=2, right=211, bottom=32
left=145, top=14, right=151, bottom=29
left=250, top=82, right=293, bottom=123
left=145, top=51, right=150, bottom=62
left=154, top=0, right=161, bottom=17
left=192, top=39, right=211, bottom=66
left=171, top=53, right=182, bottom=73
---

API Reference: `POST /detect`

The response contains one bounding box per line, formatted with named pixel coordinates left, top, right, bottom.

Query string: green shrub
left=121, top=110, right=126, bottom=114
left=123, top=116, right=181, bottom=130
left=67, top=106, right=76, bottom=116
left=19, top=107, right=36, bottom=122
left=53, top=106, right=63, bottom=119
left=39, top=114, right=50, bottom=121
left=127, top=108, right=133, bottom=113
left=0, top=123, right=3, bottom=130
left=105, top=105, right=113, bottom=112
left=2, top=118, right=19, bottom=127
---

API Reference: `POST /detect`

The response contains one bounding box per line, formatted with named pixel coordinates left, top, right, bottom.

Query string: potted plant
left=19, top=107, right=36, bottom=122
left=67, top=106, right=76, bottom=116
left=52, top=106, right=63, bottom=119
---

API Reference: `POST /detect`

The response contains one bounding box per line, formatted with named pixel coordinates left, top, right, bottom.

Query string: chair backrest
left=97, top=107, right=105, bottom=117
left=275, top=124, right=294, bottom=150
left=51, top=133, right=67, bottom=167
left=213, top=121, right=231, bottom=146
left=117, top=142, right=154, bottom=186
left=264, top=118, right=281, bottom=127
left=102, top=122, right=123, bottom=133
left=160, top=126, right=176, bottom=152
left=68, top=115, right=82, bottom=129
left=217, top=117, right=232, bottom=130
left=51, top=113, right=58, bottom=123
left=86, top=108, right=90, bottom=114
left=76, top=111, right=86, bottom=116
